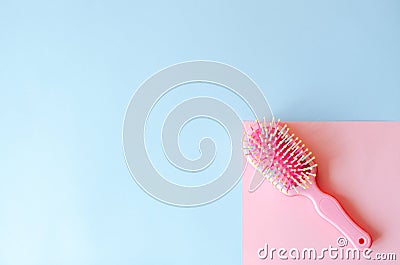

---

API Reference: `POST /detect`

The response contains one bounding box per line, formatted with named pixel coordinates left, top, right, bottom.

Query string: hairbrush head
left=243, top=118, right=317, bottom=195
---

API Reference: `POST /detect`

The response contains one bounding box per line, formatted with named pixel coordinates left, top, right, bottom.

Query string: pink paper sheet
left=243, top=122, right=400, bottom=264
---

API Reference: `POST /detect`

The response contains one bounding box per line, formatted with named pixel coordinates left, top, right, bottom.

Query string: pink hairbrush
left=243, top=118, right=372, bottom=249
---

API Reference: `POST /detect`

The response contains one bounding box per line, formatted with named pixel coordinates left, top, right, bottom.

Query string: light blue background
left=1, top=0, right=399, bottom=264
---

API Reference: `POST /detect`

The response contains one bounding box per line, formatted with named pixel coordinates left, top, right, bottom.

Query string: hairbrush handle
left=303, top=184, right=372, bottom=250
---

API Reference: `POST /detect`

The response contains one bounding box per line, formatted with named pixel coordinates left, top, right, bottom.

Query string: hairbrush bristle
left=243, top=118, right=317, bottom=194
